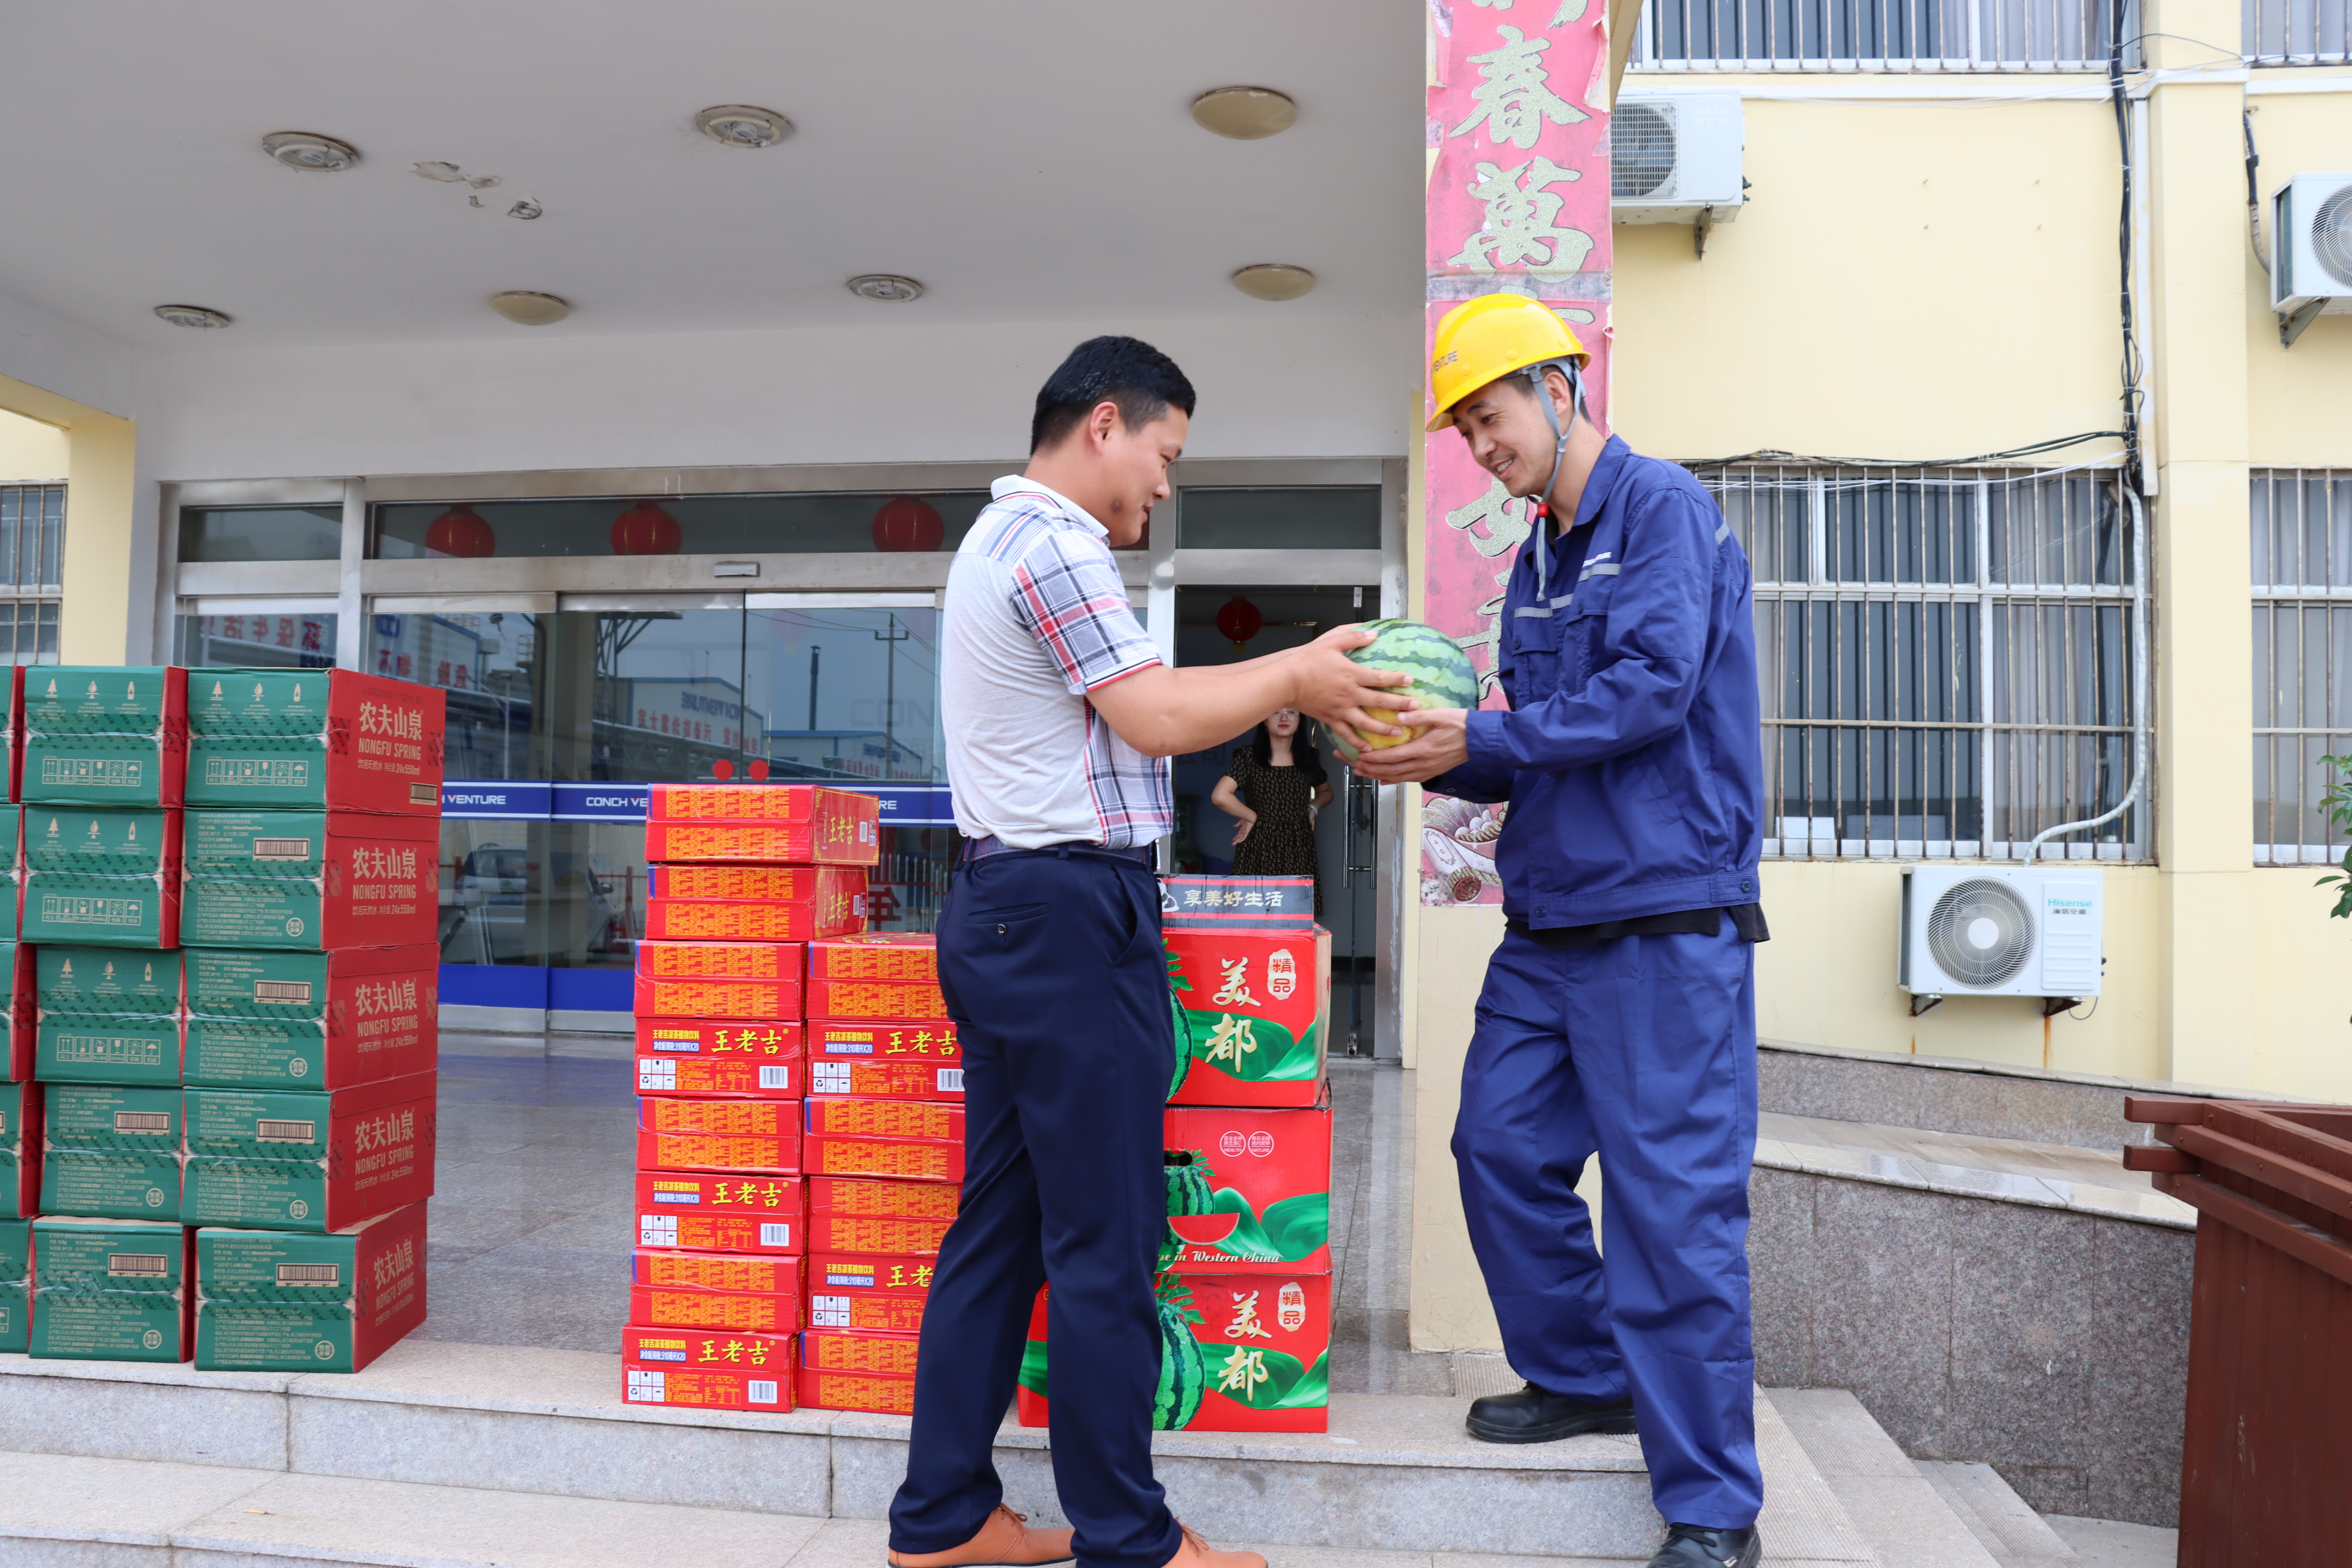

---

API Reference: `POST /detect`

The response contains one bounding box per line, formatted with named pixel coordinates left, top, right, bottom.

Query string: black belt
left=961, top=834, right=1155, bottom=868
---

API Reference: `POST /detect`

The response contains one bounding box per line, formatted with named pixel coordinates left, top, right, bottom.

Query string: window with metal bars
left=1633, top=0, right=2126, bottom=68
left=2245, top=0, right=2351, bottom=63
left=0, top=485, right=64, bottom=666
left=1690, top=463, right=2144, bottom=860
left=2252, top=469, right=2352, bottom=865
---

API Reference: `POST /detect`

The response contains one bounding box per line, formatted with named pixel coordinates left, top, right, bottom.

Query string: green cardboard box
left=19, top=804, right=187, bottom=948
left=184, top=944, right=439, bottom=1089
left=0, top=1078, right=40, bottom=1217
left=0, top=940, right=32, bottom=1080
left=22, top=806, right=181, bottom=877
left=40, top=1082, right=182, bottom=1219
left=35, top=946, right=185, bottom=1086
left=194, top=1201, right=427, bottom=1372
left=30, top=1216, right=193, bottom=1362
left=0, top=1217, right=27, bottom=1351
left=0, top=806, right=19, bottom=942
left=180, top=810, right=438, bottom=950
left=185, top=669, right=444, bottom=817
left=181, top=1072, right=435, bottom=1232
left=22, top=667, right=190, bottom=809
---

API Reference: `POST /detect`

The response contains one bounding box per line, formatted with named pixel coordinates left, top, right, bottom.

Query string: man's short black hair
left=1030, top=336, right=1197, bottom=454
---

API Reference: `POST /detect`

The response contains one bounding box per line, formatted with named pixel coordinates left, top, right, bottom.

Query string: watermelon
left=1152, top=1275, right=1208, bottom=1430
left=1166, top=982, right=1194, bottom=1102
left=1328, top=619, right=1478, bottom=763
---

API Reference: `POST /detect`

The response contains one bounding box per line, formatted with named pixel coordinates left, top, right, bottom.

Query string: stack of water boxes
left=16, top=666, right=444, bottom=1370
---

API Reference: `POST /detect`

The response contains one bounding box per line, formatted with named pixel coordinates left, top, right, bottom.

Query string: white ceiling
left=0, top=1, right=1422, bottom=354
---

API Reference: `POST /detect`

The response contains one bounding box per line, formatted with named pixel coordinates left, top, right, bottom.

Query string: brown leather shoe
left=887, top=1505, right=1074, bottom=1567
left=1157, top=1521, right=1267, bottom=1568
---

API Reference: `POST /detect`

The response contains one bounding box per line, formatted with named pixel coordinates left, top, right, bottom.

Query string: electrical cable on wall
left=2109, top=3, right=2146, bottom=496
left=1681, top=431, right=2127, bottom=470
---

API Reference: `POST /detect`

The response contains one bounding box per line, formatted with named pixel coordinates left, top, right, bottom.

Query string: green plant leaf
left=1258, top=1193, right=1330, bottom=1261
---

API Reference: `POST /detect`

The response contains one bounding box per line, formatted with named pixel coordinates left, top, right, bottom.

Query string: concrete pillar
left=59, top=414, right=138, bottom=664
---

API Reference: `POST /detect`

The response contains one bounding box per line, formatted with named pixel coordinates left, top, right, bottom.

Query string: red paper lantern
left=1215, top=595, right=1264, bottom=653
left=872, top=496, right=946, bottom=553
left=424, top=505, right=496, bottom=558
left=611, top=501, right=683, bottom=556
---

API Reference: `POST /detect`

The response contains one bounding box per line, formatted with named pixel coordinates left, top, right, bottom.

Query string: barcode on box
left=277, top=1264, right=339, bottom=1286
left=114, top=1112, right=172, bottom=1134
left=251, top=838, right=312, bottom=861
left=108, top=1253, right=168, bottom=1277
left=811, top=1295, right=850, bottom=1327
left=748, top=1379, right=779, bottom=1404
left=938, top=1069, right=964, bottom=1092
left=257, top=1119, right=317, bottom=1143
left=758, top=1065, right=791, bottom=1090
left=255, top=980, right=314, bottom=1004
left=626, top=1369, right=666, bottom=1402
left=411, top=783, right=438, bottom=805
left=759, top=1223, right=791, bottom=1248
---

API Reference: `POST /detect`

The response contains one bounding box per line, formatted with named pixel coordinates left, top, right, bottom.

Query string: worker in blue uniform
left=1350, top=293, right=1768, bottom=1568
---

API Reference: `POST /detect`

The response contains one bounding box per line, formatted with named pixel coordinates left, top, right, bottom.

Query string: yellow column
left=2142, top=6, right=2255, bottom=1086
left=0, top=372, right=141, bottom=666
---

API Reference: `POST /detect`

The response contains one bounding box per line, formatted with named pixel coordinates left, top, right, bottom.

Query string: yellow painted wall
left=2242, top=79, right=2352, bottom=463
left=0, top=374, right=140, bottom=664
left=0, top=409, right=67, bottom=483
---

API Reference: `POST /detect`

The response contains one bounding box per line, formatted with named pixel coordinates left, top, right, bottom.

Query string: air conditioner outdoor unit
left=1898, top=866, right=2103, bottom=1002
left=2270, top=172, right=2352, bottom=343
left=1611, top=90, right=1744, bottom=225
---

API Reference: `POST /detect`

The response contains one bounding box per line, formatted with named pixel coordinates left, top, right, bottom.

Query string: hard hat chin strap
left=1524, top=358, right=1587, bottom=601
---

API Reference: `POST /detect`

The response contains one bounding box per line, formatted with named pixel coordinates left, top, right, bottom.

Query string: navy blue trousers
left=888, top=849, right=1181, bottom=1568
left=1452, top=925, right=1764, bottom=1528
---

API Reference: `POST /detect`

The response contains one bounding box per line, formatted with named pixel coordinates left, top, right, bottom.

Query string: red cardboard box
left=636, top=1097, right=801, bottom=1175
left=807, top=1176, right=957, bottom=1256
left=179, top=810, right=441, bottom=952
left=808, top=1058, right=962, bottom=1102
left=632, top=941, right=804, bottom=1021
left=1160, top=874, right=1317, bottom=933
left=1160, top=1095, right=1333, bottom=1275
left=623, top=1323, right=797, bottom=1411
left=803, top=1134, right=964, bottom=1184
left=807, top=1098, right=962, bottom=1143
left=634, top=1170, right=805, bottom=1254
left=645, top=864, right=867, bottom=941
left=805, top=934, right=944, bottom=1019
left=643, top=785, right=880, bottom=867
left=637, top=1019, right=800, bottom=1061
left=180, top=1072, right=439, bottom=1233
left=797, top=1327, right=920, bottom=1413
left=628, top=1248, right=805, bottom=1333
left=805, top=976, right=949, bottom=1021
left=636, top=1020, right=803, bottom=1098
left=186, top=669, right=446, bottom=816
left=1017, top=1271, right=1331, bottom=1433
left=1166, top=926, right=1330, bottom=1108
left=807, top=1021, right=961, bottom=1103
left=808, top=1252, right=934, bottom=1333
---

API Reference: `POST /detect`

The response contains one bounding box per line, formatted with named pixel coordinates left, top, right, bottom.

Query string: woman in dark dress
left=1210, top=707, right=1333, bottom=915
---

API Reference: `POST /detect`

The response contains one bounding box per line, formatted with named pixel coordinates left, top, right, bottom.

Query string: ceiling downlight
left=260, top=132, right=360, bottom=172
left=154, top=304, right=232, bottom=329
left=1231, top=264, right=1316, bottom=302
left=1191, top=88, right=1298, bottom=140
left=847, top=274, right=924, bottom=302
left=696, top=105, right=794, bottom=148
left=488, top=291, right=570, bottom=326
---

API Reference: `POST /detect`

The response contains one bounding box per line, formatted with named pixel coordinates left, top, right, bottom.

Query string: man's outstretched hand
left=1345, top=707, right=1470, bottom=785
left=1290, top=625, right=1416, bottom=754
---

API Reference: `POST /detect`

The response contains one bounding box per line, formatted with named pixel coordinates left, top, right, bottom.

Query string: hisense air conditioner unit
left=2271, top=172, right=2352, bottom=341
left=1898, top=866, right=2103, bottom=1002
left=1611, top=91, right=1744, bottom=225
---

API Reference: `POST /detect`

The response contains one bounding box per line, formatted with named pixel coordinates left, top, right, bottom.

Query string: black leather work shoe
left=1463, top=1382, right=1638, bottom=1444
left=1645, top=1523, right=1762, bottom=1568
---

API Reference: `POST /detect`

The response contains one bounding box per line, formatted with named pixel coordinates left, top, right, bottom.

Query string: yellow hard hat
left=1425, top=293, right=1589, bottom=433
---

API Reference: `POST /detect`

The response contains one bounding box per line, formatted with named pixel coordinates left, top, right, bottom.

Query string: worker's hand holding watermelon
left=1282, top=623, right=1424, bottom=753
left=1326, top=620, right=1478, bottom=784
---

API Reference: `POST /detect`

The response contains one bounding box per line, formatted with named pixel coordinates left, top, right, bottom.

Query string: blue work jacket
left=1433, top=436, right=1764, bottom=928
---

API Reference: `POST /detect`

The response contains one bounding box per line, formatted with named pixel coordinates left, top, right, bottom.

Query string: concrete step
left=1772, top=1388, right=2003, bottom=1568
left=1918, top=1462, right=2080, bottom=1564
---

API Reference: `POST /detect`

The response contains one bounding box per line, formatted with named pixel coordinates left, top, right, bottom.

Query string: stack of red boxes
left=620, top=783, right=877, bottom=1414
left=1017, top=874, right=1336, bottom=1433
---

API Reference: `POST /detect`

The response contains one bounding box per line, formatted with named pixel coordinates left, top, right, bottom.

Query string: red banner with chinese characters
left=1422, top=0, right=1613, bottom=906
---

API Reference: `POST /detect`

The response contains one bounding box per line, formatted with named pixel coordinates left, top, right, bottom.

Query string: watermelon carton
left=808, top=1251, right=934, bottom=1334
left=807, top=1175, right=957, bottom=1256
left=797, top=1327, right=920, bottom=1414
left=180, top=1073, right=437, bottom=1232
left=193, top=1201, right=427, bottom=1372
left=623, top=1323, right=797, bottom=1411
left=634, top=1170, right=805, bottom=1254
left=628, top=1247, right=805, bottom=1334
left=1324, top=620, right=1478, bottom=766
left=1160, top=875, right=1316, bottom=933
left=642, top=784, right=880, bottom=866
left=179, top=809, right=439, bottom=950
left=40, top=1082, right=182, bottom=1219
left=637, top=1096, right=801, bottom=1175
left=0, top=1217, right=26, bottom=1352
left=645, top=863, right=866, bottom=941
left=183, top=944, right=438, bottom=1090
left=805, top=933, right=944, bottom=1020
left=632, top=940, right=804, bottom=1021
left=35, top=945, right=185, bottom=1087
left=0, top=940, right=32, bottom=1080
left=1160, top=1095, right=1333, bottom=1275
left=30, top=1215, right=195, bottom=1363
left=21, top=667, right=189, bottom=809
left=1016, top=1271, right=1332, bottom=1433
left=185, top=669, right=445, bottom=816
left=635, top=1019, right=802, bottom=1098
left=1164, top=925, right=1330, bottom=1108
left=0, top=1080, right=39, bottom=1217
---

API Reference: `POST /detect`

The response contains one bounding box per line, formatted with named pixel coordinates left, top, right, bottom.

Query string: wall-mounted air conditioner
left=2271, top=172, right=2352, bottom=345
left=1898, top=866, right=2103, bottom=1003
left=1611, top=91, right=1744, bottom=227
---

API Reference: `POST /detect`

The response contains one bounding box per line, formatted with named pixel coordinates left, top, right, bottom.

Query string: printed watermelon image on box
left=185, top=669, right=446, bottom=816
left=20, top=805, right=184, bottom=949
left=194, top=1201, right=427, bottom=1372
left=802, top=1097, right=965, bottom=1184
left=0, top=1081, right=40, bottom=1219
left=635, top=1019, right=802, bottom=1098
left=632, top=940, right=804, bottom=1021
left=41, top=1082, right=182, bottom=1219
left=623, top=1323, right=797, bottom=1411
left=1160, top=1096, right=1333, bottom=1275
left=798, top=1326, right=920, bottom=1414
left=180, top=1073, right=436, bottom=1231
left=807, top=1176, right=956, bottom=1257
left=636, top=1096, right=802, bottom=1175
left=179, top=809, right=439, bottom=950
left=1165, top=925, right=1330, bottom=1109
left=805, top=933, right=945, bottom=1020
left=21, top=666, right=189, bottom=810
left=641, top=784, right=880, bottom=867
left=1017, top=1271, right=1332, bottom=1433
left=644, top=863, right=867, bottom=941
left=30, top=1216, right=195, bottom=1363
left=0, top=1218, right=27, bottom=1352
left=183, top=944, right=438, bottom=1089
left=36, top=945, right=185, bottom=1087
left=0, top=941, right=34, bottom=1081
left=629, top=1248, right=805, bottom=1333
left=634, top=1171, right=804, bottom=1254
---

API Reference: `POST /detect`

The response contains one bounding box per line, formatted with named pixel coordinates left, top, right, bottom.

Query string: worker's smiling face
left=1451, top=371, right=1568, bottom=500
